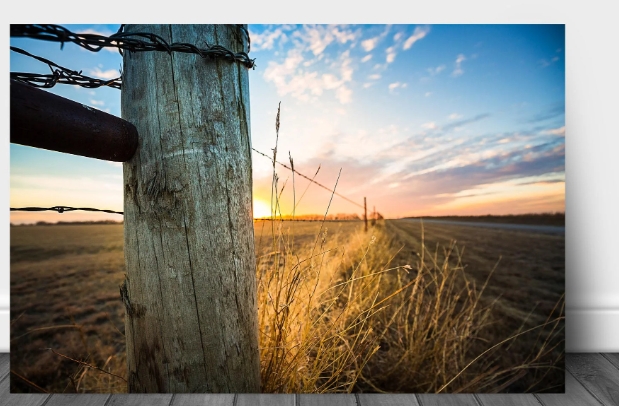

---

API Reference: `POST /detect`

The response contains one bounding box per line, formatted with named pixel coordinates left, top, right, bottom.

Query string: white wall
left=2, top=1, right=618, bottom=353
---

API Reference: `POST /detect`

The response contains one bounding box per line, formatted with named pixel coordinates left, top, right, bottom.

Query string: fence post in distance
left=364, top=197, right=368, bottom=232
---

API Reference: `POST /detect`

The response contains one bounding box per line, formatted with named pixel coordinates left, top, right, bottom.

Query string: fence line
left=252, top=147, right=365, bottom=209
left=10, top=206, right=124, bottom=215
left=10, top=24, right=255, bottom=69
left=9, top=146, right=370, bottom=217
left=11, top=46, right=122, bottom=89
left=10, top=23, right=377, bottom=223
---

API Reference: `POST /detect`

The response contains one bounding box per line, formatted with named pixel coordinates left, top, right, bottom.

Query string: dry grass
left=9, top=109, right=563, bottom=394
left=253, top=217, right=563, bottom=393
left=10, top=224, right=128, bottom=393
left=9, top=218, right=564, bottom=393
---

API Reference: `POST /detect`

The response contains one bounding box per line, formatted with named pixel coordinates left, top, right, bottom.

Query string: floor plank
left=476, top=393, right=542, bottom=406
left=299, top=394, right=357, bottom=406
left=416, top=394, right=479, bottom=406
left=601, top=353, right=619, bottom=370
left=171, top=393, right=235, bottom=406
left=0, top=375, right=49, bottom=406
left=535, top=371, right=603, bottom=406
left=566, top=353, right=619, bottom=406
left=236, top=394, right=295, bottom=406
left=45, top=394, right=111, bottom=406
left=299, top=393, right=357, bottom=406
left=0, top=354, right=9, bottom=381
left=106, top=394, right=173, bottom=406
left=357, top=393, right=421, bottom=405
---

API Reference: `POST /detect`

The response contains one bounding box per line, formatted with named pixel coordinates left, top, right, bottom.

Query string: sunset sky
left=9, top=24, right=565, bottom=224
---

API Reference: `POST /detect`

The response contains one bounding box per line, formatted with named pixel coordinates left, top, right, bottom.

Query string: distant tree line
left=406, top=212, right=565, bottom=226
left=271, top=213, right=374, bottom=221
left=10, top=220, right=124, bottom=227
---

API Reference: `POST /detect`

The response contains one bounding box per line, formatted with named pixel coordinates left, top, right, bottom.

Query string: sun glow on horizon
left=253, top=198, right=272, bottom=219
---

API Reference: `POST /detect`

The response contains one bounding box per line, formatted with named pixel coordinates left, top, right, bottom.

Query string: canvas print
left=9, top=24, right=565, bottom=394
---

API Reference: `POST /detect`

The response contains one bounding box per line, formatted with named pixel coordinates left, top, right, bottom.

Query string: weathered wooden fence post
left=121, top=24, right=260, bottom=393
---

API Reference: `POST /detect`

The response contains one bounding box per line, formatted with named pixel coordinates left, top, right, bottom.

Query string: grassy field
left=9, top=219, right=564, bottom=394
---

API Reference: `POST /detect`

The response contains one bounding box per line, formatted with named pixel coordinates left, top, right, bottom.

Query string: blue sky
left=9, top=24, right=565, bottom=223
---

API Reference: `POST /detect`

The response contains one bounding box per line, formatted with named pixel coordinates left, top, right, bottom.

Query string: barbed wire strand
left=252, top=148, right=365, bottom=209
left=10, top=206, right=124, bottom=215
left=10, top=46, right=122, bottom=89
left=10, top=24, right=255, bottom=69
left=8, top=206, right=362, bottom=222
left=9, top=148, right=367, bottom=217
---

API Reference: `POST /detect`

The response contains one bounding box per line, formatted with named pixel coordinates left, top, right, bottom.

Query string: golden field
left=9, top=218, right=564, bottom=393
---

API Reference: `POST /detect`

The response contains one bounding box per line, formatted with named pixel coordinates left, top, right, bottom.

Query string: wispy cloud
left=442, top=113, right=491, bottom=131
left=250, top=26, right=288, bottom=50
left=427, top=65, right=446, bottom=76
left=452, top=54, right=466, bottom=77
left=526, top=104, right=565, bottom=124
left=448, top=113, right=463, bottom=120
left=361, top=25, right=391, bottom=52
left=388, top=82, right=407, bottom=93
left=385, top=46, right=397, bottom=64
left=263, top=40, right=355, bottom=104
left=539, top=56, right=560, bottom=68
left=361, top=54, right=372, bottom=63
left=336, top=85, right=352, bottom=104
left=88, top=67, right=120, bottom=79
left=542, top=126, right=565, bottom=136
left=403, top=26, right=430, bottom=50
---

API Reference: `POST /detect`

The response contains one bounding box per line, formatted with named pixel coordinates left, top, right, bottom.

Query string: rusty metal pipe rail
left=10, top=79, right=138, bottom=162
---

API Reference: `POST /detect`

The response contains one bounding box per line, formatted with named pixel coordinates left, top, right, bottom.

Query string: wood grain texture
left=416, top=394, right=480, bottom=406
left=299, top=394, right=357, bottom=406
left=171, top=393, right=234, bottom=406
left=357, top=393, right=421, bottom=405
left=0, top=375, right=49, bottom=406
left=566, top=353, right=619, bottom=406
left=121, top=24, right=259, bottom=393
left=601, top=353, right=619, bottom=370
left=535, top=371, right=603, bottom=406
left=107, top=394, right=173, bottom=406
left=236, top=394, right=295, bottom=406
left=45, top=394, right=111, bottom=406
left=0, top=354, right=8, bottom=381
left=476, top=393, right=542, bottom=406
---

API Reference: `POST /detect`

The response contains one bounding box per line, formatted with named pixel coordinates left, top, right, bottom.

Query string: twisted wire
left=11, top=24, right=255, bottom=69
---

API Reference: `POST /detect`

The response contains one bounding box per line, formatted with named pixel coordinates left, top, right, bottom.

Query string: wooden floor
left=1, top=353, right=618, bottom=406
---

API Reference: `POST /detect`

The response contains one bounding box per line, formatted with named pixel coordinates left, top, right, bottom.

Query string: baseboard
left=566, top=308, right=619, bottom=352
